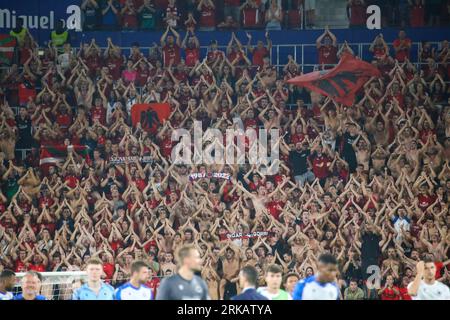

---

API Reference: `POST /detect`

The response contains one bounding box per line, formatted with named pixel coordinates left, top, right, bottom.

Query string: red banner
left=287, top=53, right=381, bottom=106
left=131, top=103, right=171, bottom=133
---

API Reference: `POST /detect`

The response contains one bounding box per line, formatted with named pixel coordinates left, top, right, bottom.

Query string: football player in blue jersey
left=115, top=260, right=153, bottom=300
left=293, top=253, right=340, bottom=300
left=0, top=269, right=16, bottom=300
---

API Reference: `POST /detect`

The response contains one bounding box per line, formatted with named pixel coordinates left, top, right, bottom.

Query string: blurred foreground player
left=231, top=265, right=268, bottom=300
left=0, top=270, right=16, bottom=300
left=408, top=258, right=450, bottom=300
left=115, top=261, right=153, bottom=300
left=156, top=245, right=209, bottom=300
left=293, top=254, right=339, bottom=300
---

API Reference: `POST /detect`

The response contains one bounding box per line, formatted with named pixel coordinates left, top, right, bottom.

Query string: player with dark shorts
left=156, top=245, right=210, bottom=300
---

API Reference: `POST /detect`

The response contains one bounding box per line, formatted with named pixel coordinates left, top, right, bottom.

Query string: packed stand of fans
left=79, top=0, right=450, bottom=32
left=1, top=19, right=450, bottom=300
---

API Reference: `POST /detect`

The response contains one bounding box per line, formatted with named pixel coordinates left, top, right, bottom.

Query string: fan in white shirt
left=408, top=259, right=450, bottom=300
left=0, top=269, right=17, bottom=300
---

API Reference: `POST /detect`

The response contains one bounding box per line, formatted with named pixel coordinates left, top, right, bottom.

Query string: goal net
left=14, top=271, right=88, bottom=300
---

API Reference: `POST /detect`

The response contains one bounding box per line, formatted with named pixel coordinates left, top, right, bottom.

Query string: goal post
left=14, top=271, right=88, bottom=300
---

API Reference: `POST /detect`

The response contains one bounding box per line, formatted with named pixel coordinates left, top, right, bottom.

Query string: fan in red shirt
left=266, top=197, right=285, bottom=220
left=246, top=31, right=272, bottom=68
left=182, top=31, right=200, bottom=67
left=286, top=0, right=303, bottom=29
left=379, top=275, right=401, bottom=300
left=102, top=255, right=115, bottom=281
left=242, top=0, right=260, bottom=28
left=105, top=46, right=124, bottom=81
left=38, top=189, right=55, bottom=209
left=159, top=132, right=173, bottom=159
left=120, top=0, right=138, bottom=29
left=55, top=104, right=72, bottom=132
left=410, top=0, right=425, bottom=27
left=399, top=276, right=412, bottom=300
left=369, top=34, right=390, bottom=62
left=226, top=33, right=251, bottom=72
left=29, top=262, right=47, bottom=273
left=84, top=48, right=103, bottom=78
left=14, top=250, right=28, bottom=272
left=417, top=184, right=436, bottom=211
left=346, top=0, right=367, bottom=27
left=316, top=27, right=338, bottom=68
left=393, top=30, right=412, bottom=63
left=197, top=0, right=216, bottom=31
left=18, top=78, right=37, bottom=107
left=90, top=97, right=107, bottom=125
left=310, top=146, right=332, bottom=183
left=160, top=26, right=182, bottom=67
left=206, top=40, right=225, bottom=65
left=244, top=109, right=258, bottom=130
left=146, top=269, right=161, bottom=297
left=136, top=60, right=151, bottom=87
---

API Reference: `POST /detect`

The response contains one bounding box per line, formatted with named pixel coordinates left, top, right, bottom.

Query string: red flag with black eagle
left=287, top=53, right=381, bottom=106
left=131, top=103, right=171, bottom=134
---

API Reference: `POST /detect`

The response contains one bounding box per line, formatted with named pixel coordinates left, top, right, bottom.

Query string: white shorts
left=304, top=0, right=316, bottom=11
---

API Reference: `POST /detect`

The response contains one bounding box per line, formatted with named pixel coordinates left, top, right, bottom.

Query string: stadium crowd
left=77, top=0, right=450, bottom=31
left=0, top=9, right=450, bottom=300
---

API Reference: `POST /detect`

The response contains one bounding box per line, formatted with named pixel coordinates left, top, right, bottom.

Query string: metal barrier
left=93, top=40, right=446, bottom=70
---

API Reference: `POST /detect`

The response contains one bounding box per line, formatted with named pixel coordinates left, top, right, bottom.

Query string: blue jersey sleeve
left=292, top=280, right=306, bottom=300
left=107, top=284, right=116, bottom=300
left=114, top=287, right=122, bottom=300
left=72, top=288, right=80, bottom=300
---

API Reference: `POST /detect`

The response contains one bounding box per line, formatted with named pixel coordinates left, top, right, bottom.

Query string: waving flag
left=287, top=53, right=381, bottom=106
left=0, top=35, right=17, bottom=65
left=40, top=145, right=90, bottom=174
